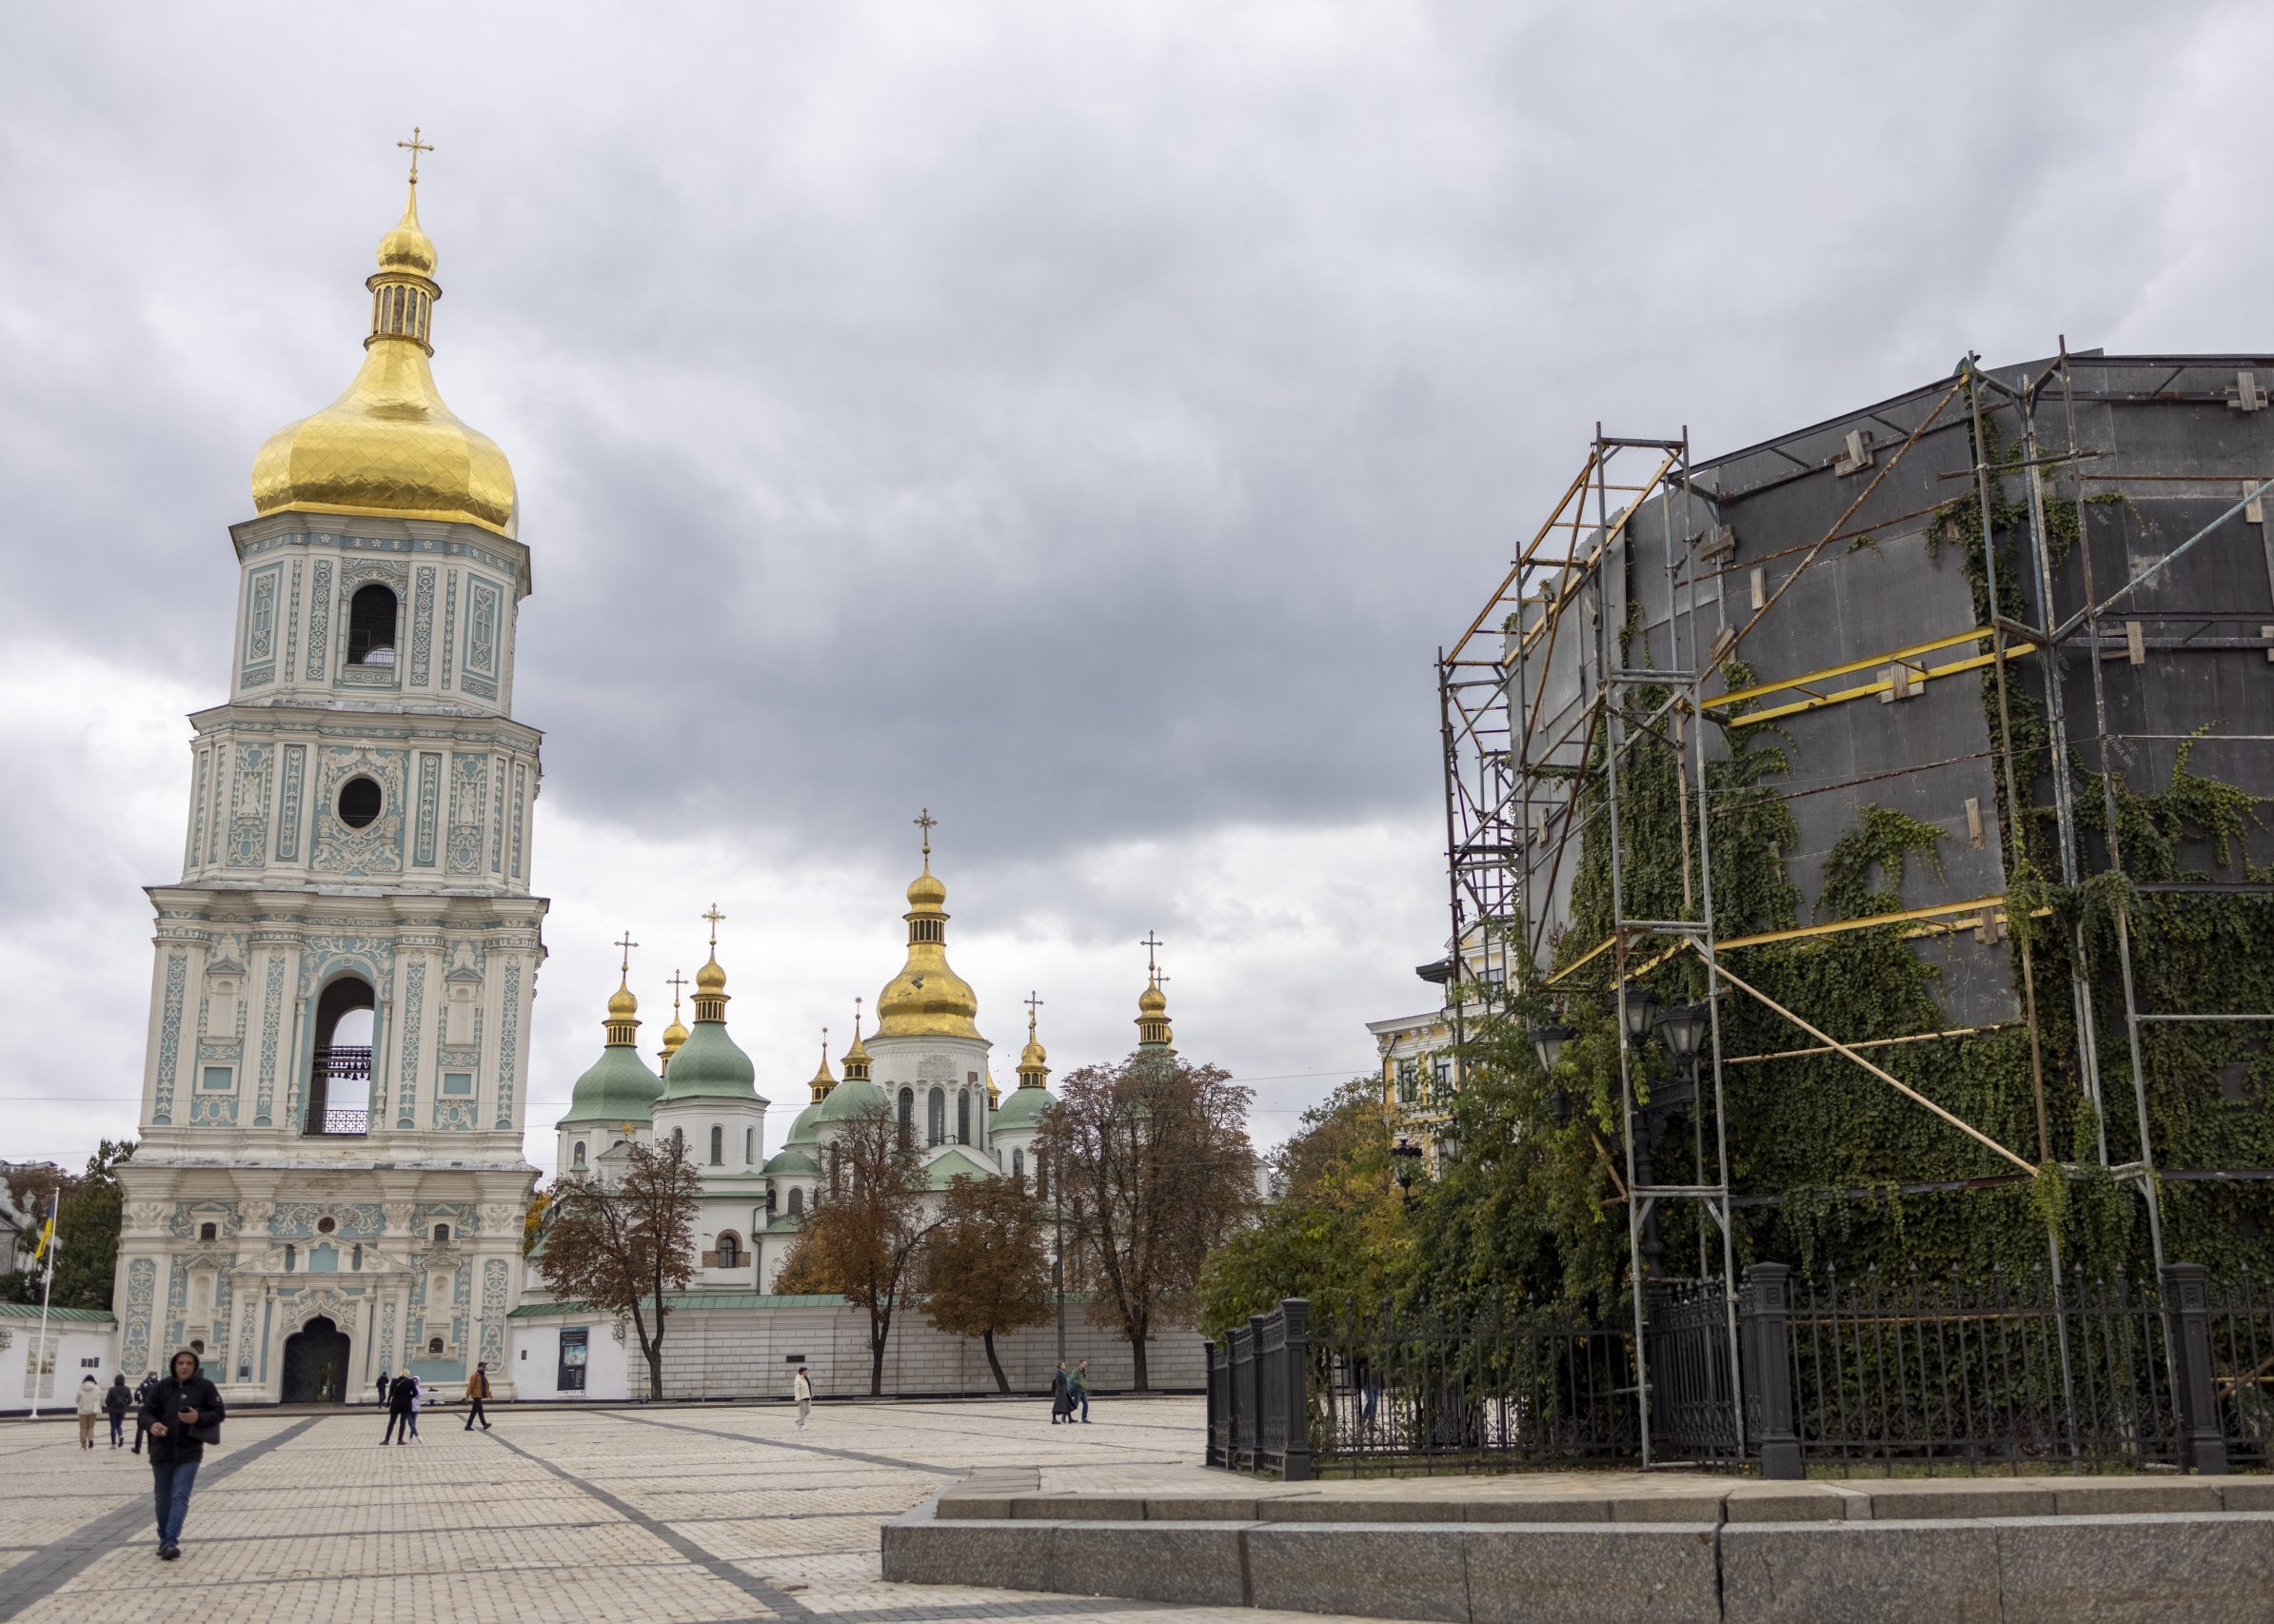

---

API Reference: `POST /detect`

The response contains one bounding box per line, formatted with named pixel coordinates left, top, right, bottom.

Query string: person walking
left=1073, top=1359, right=1092, bottom=1423
left=106, top=1373, right=132, bottom=1447
left=74, top=1375, right=101, bottom=1449
left=129, top=1370, right=157, bottom=1455
left=375, top=1370, right=390, bottom=1409
left=1049, top=1361, right=1073, bottom=1425
left=792, top=1365, right=813, bottom=1430
left=140, top=1348, right=224, bottom=1560
left=382, top=1372, right=415, bottom=1444
left=406, top=1375, right=423, bottom=1440
left=464, top=1363, right=492, bottom=1431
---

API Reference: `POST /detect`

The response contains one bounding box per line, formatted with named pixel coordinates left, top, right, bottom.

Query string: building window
left=200, top=1065, right=232, bottom=1092
left=433, top=1223, right=450, bottom=1245
left=283, top=1244, right=295, bottom=1272
left=744, top=1127, right=754, bottom=1164
left=1012, top=1148, right=1025, bottom=1180
left=897, top=1088, right=914, bottom=1149
left=198, top=1222, right=217, bottom=1242
left=1395, top=1058, right=1420, bottom=1105
left=336, top=776, right=383, bottom=829
left=572, top=1140, right=586, bottom=1169
left=927, top=1088, right=945, bottom=1147
left=717, top=1233, right=741, bottom=1268
left=1432, top=1056, right=1453, bottom=1101
left=671, top=1126, right=685, bottom=1156
left=351, top=1244, right=363, bottom=1271
left=828, top=1145, right=841, bottom=1198
left=428, top=1337, right=445, bottom=1356
left=317, top=1216, right=336, bottom=1235
left=441, top=1071, right=473, bottom=1096
left=346, top=584, right=398, bottom=666
left=709, top=1125, right=723, bottom=1165
left=957, top=1090, right=971, bottom=1145
left=788, top=1186, right=803, bottom=1217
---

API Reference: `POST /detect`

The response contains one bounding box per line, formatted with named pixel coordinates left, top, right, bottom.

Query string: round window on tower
left=337, top=777, right=382, bottom=829
left=316, top=1216, right=336, bottom=1235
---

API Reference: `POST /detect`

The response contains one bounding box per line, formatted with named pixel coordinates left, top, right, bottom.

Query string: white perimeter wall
left=511, top=1305, right=1206, bottom=1401
left=0, top=1323, right=121, bottom=1414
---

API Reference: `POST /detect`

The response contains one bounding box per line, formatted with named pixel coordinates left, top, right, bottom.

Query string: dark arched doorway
left=281, top=1316, right=351, bottom=1403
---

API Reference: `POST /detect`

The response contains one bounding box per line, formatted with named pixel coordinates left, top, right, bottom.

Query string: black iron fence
left=1206, top=1261, right=2264, bottom=1479
left=304, top=1046, right=372, bottom=1138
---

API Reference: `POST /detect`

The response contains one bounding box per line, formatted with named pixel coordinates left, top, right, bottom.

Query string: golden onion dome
left=877, top=849, right=982, bottom=1040
left=1138, top=982, right=1168, bottom=1016
left=661, top=1015, right=689, bottom=1049
left=249, top=178, right=517, bottom=537
left=607, top=982, right=639, bottom=1020
left=696, top=957, right=727, bottom=996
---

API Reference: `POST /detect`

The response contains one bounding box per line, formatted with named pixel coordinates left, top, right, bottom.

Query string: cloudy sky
left=2, top=3, right=2260, bottom=1180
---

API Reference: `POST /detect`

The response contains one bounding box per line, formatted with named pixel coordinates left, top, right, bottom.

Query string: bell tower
left=113, top=138, right=545, bottom=1405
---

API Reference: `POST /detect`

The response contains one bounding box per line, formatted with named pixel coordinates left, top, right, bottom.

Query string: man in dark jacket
left=1048, top=1361, right=1073, bottom=1424
left=129, top=1369, right=157, bottom=1455
left=104, top=1374, right=132, bottom=1447
left=140, top=1348, right=224, bottom=1559
left=382, top=1372, right=416, bottom=1445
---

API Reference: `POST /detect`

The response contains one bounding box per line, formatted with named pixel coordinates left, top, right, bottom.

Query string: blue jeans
left=1077, top=1391, right=1089, bottom=1421
left=151, top=1458, right=199, bottom=1546
left=109, top=1413, right=126, bottom=1446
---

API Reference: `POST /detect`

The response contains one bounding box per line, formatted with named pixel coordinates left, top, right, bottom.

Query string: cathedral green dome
left=782, top=1099, right=824, bottom=1147
left=761, top=1144, right=820, bottom=1178
left=992, top=1083, right=1053, bottom=1134
left=658, top=1019, right=758, bottom=1101
left=817, top=1074, right=889, bottom=1124
left=559, top=1043, right=662, bottom=1130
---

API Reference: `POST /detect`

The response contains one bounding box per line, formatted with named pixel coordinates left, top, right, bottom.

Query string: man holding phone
left=139, top=1348, right=225, bottom=1560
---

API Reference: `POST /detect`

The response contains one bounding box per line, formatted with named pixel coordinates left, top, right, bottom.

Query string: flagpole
left=29, top=1190, right=57, bottom=1421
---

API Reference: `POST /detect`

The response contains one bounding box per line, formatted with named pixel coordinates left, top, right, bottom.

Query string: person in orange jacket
left=463, top=1362, right=493, bottom=1431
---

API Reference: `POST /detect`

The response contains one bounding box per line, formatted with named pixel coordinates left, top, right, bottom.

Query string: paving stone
left=1721, top=1486, right=1845, bottom=1523
left=1248, top=1524, right=1472, bottom=1621
left=2050, top=1478, right=2224, bottom=1517
left=1857, top=1482, right=2059, bottom=1520
left=1466, top=1523, right=1720, bottom=1623
left=1722, top=1520, right=2004, bottom=1623
left=1461, top=1496, right=1616, bottom=1523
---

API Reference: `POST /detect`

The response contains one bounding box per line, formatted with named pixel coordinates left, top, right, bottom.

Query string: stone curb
left=885, top=1496, right=2274, bottom=1622
left=936, top=1475, right=2257, bottom=1525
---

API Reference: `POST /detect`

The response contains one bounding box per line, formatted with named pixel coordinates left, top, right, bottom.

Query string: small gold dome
left=249, top=181, right=517, bottom=537
left=908, top=870, right=947, bottom=910
left=1138, top=982, right=1168, bottom=1016
left=607, top=982, right=639, bottom=1019
left=696, top=958, right=727, bottom=996
left=375, top=191, right=437, bottom=278
left=660, top=1017, right=689, bottom=1053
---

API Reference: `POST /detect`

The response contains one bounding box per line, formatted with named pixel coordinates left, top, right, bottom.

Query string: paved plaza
left=0, top=1396, right=1371, bottom=1623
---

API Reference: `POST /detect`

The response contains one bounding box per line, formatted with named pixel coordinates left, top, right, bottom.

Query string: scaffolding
left=1437, top=349, right=2274, bottom=1464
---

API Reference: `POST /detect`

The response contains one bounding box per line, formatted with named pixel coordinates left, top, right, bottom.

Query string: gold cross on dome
left=702, top=903, right=725, bottom=952
left=914, top=808, right=938, bottom=861
left=397, top=126, right=434, bottom=186
left=852, top=995, right=863, bottom=1038
left=665, top=968, right=688, bottom=1014
left=1139, top=931, right=1165, bottom=981
left=613, top=931, right=639, bottom=978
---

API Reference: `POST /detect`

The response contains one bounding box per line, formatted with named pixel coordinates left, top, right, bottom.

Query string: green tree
left=1197, top=1079, right=1409, bottom=1336
left=922, top=1173, right=1051, bottom=1393
left=535, top=1137, right=701, bottom=1399
left=49, top=1141, right=133, bottom=1312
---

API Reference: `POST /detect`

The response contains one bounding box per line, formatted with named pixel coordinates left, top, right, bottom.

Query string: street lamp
left=1391, top=1138, right=1424, bottom=1200
left=1615, top=987, right=1661, bottom=1048
left=1653, top=1000, right=1710, bottom=1065
left=1530, top=1022, right=1576, bottom=1128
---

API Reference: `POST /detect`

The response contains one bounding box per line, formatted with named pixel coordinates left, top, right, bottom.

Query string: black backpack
left=389, top=1375, right=416, bottom=1408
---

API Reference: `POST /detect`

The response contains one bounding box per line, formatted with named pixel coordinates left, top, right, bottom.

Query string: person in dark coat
left=1049, top=1360, right=1073, bottom=1424
left=105, top=1373, right=132, bottom=1447
left=140, top=1348, right=224, bottom=1559
left=376, top=1370, right=390, bottom=1409
left=129, top=1370, right=157, bottom=1455
left=382, top=1372, right=416, bottom=1444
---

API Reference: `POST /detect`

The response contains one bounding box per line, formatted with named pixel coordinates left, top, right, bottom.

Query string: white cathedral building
left=106, top=150, right=1204, bottom=1405
left=111, top=158, right=544, bottom=1403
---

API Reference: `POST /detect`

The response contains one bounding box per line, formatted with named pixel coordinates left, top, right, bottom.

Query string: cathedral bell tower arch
left=115, top=136, right=545, bottom=1406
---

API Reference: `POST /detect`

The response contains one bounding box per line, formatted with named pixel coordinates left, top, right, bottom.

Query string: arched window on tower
left=744, top=1126, right=754, bottom=1164
left=1012, top=1148, right=1025, bottom=1180
left=572, top=1140, right=586, bottom=1169
left=927, top=1089, right=945, bottom=1147
left=897, top=1088, right=914, bottom=1149
left=957, top=1090, right=972, bottom=1145
left=716, top=1233, right=741, bottom=1269
left=788, top=1186, right=803, bottom=1217
left=709, top=1125, right=723, bottom=1166
left=828, top=1145, right=841, bottom=1198
left=346, top=584, right=398, bottom=667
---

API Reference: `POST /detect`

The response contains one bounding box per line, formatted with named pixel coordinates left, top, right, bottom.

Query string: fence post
left=1739, top=1263, right=1803, bottom=1481
left=1204, top=1338, right=1223, bottom=1468
left=1246, top=1313, right=1268, bottom=1473
left=1278, top=1298, right=1312, bottom=1482
left=2161, top=1263, right=2229, bottom=1475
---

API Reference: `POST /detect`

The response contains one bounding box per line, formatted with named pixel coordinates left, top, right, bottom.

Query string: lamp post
left=1391, top=1138, right=1423, bottom=1201
left=1051, top=1146, right=1067, bottom=1364
left=1530, top=1023, right=1575, bottom=1128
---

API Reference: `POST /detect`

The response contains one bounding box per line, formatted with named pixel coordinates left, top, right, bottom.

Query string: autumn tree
left=1040, top=1049, right=1256, bottom=1389
left=1197, top=1079, right=1410, bottom=1335
left=773, top=1102, right=938, bottom=1395
left=535, top=1136, right=701, bottom=1398
left=922, top=1173, right=1051, bottom=1393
